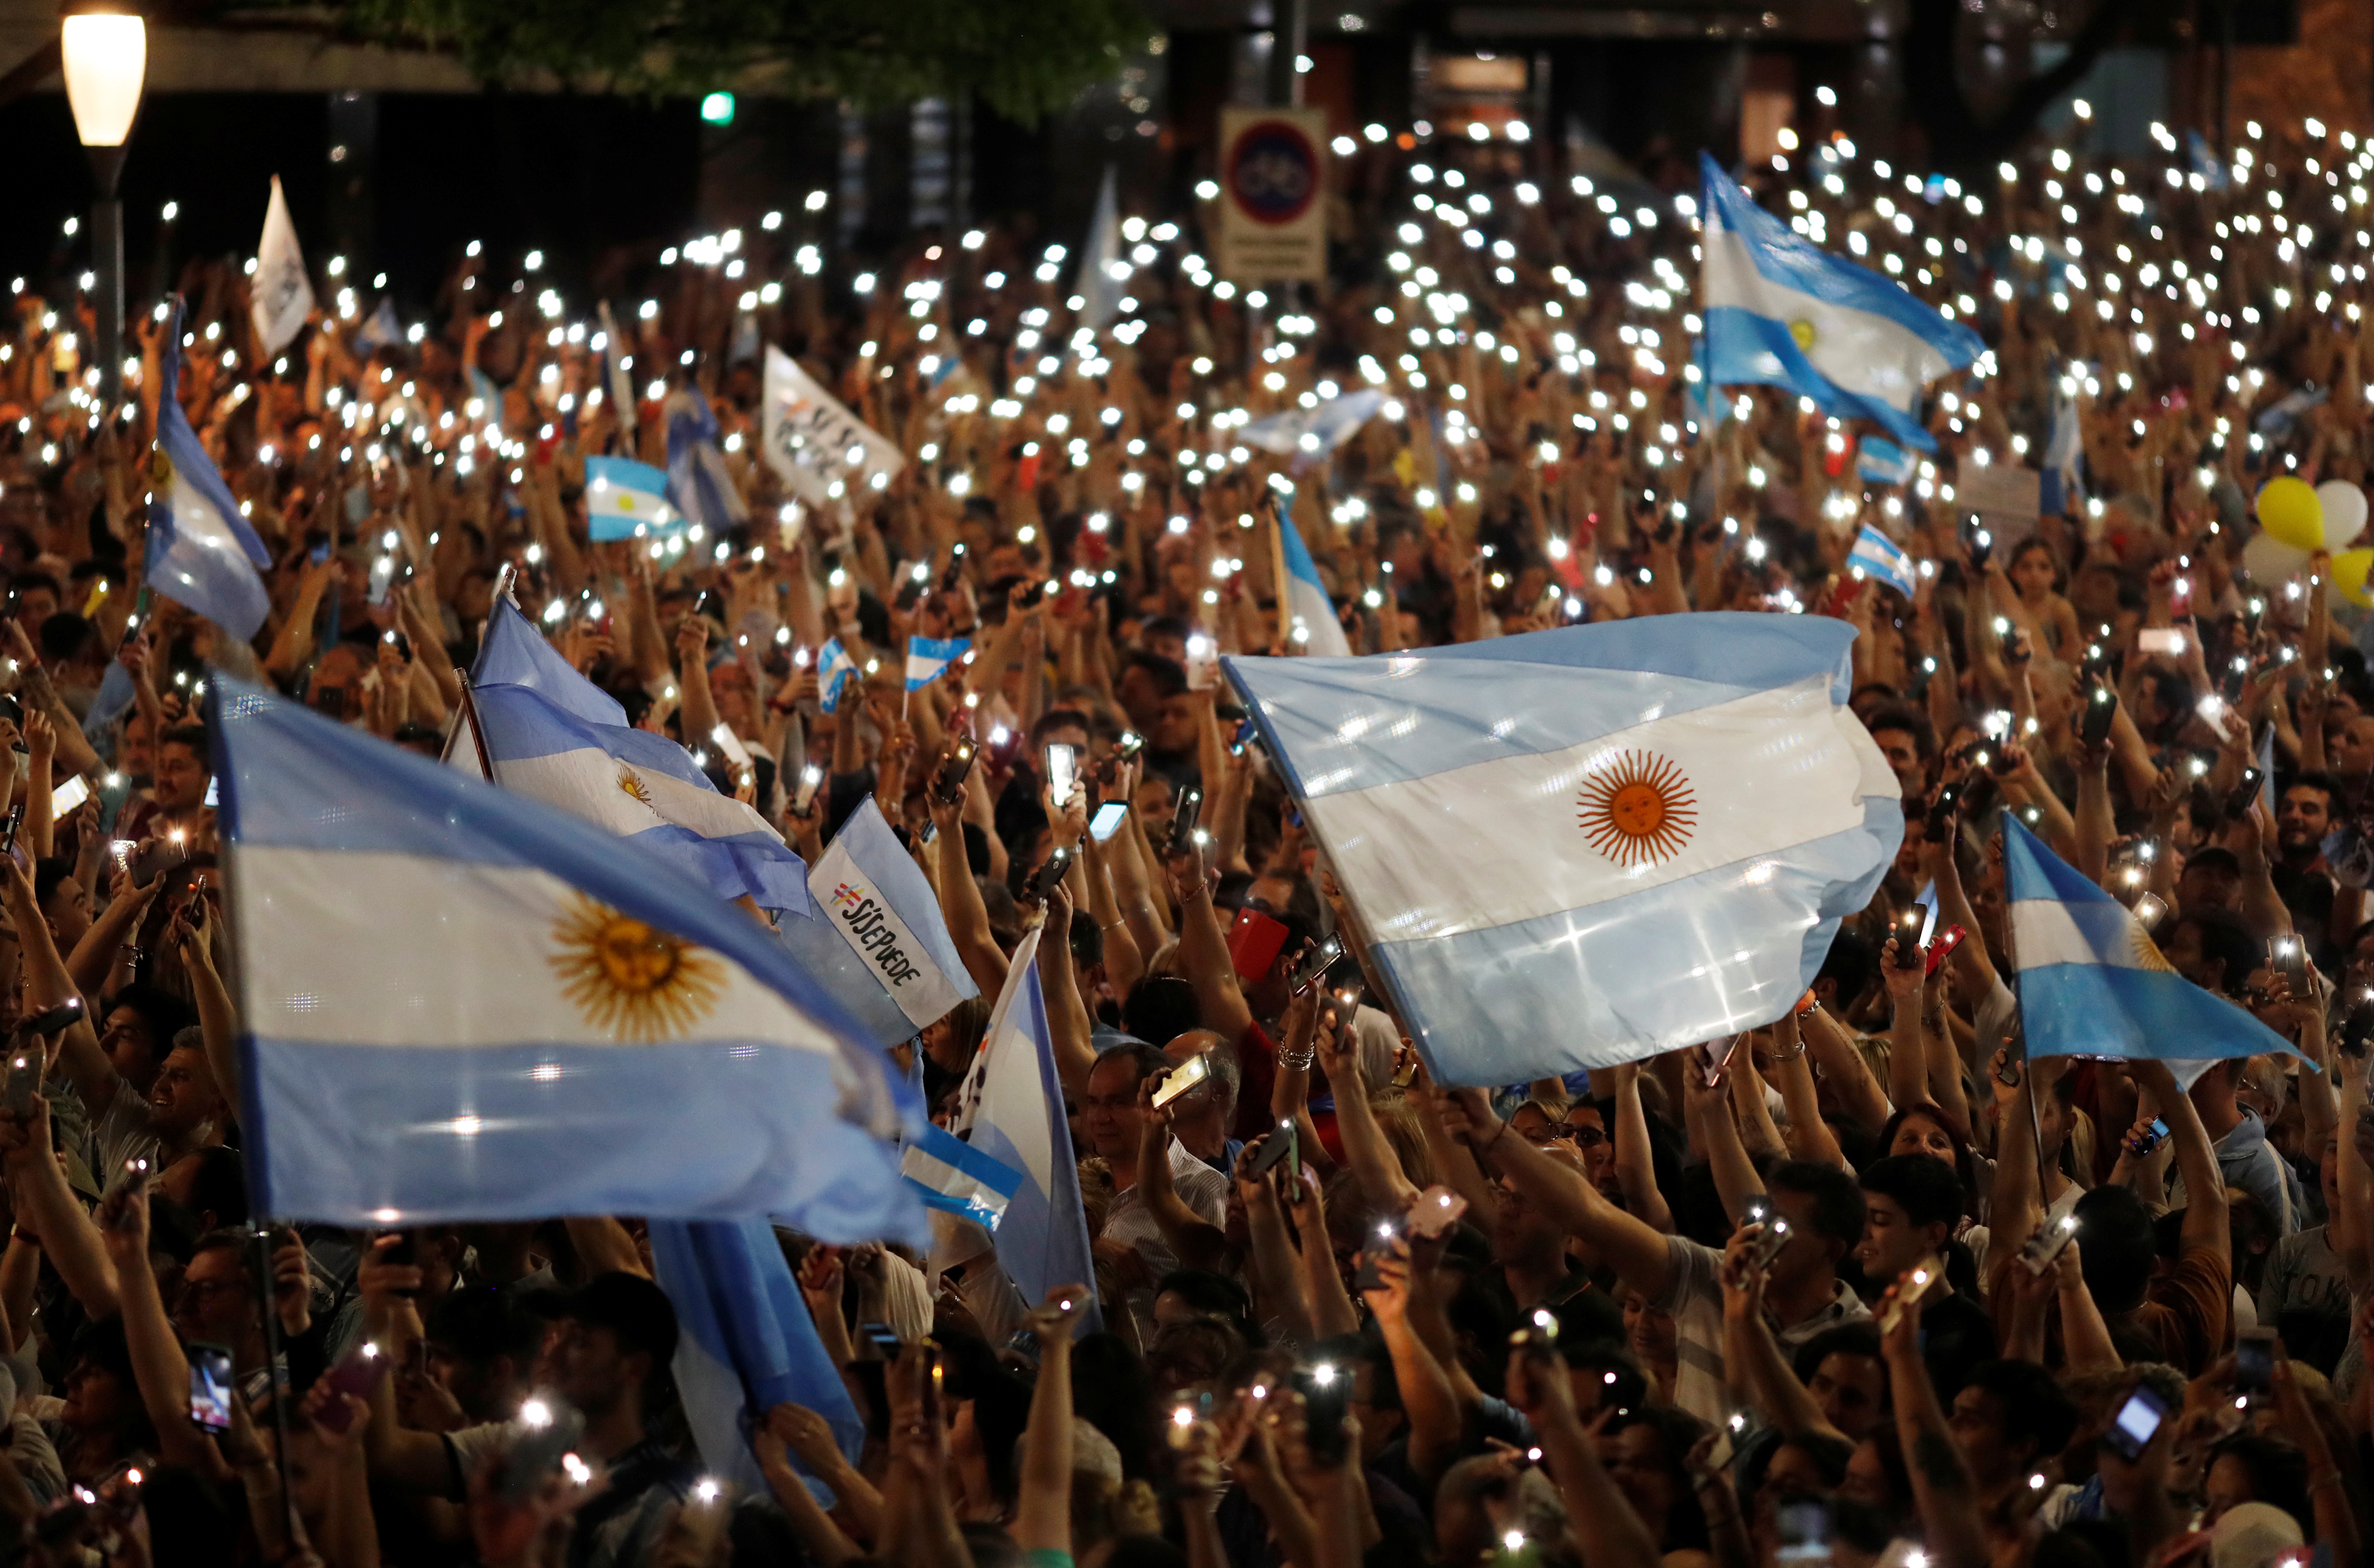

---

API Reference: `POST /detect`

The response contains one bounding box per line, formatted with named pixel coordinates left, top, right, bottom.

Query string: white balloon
left=2316, top=480, right=2368, bottom=549
left=2242, top=530, right=2310, bottom=588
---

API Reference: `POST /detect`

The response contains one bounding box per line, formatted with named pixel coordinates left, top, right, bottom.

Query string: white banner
left=762, top=345, right=905, bottom=507
left=251, top=175, right=315, bottom=358
left=807, top=831, right=967, bottom=1030
left=1218, top=107, right=1328, bottom=283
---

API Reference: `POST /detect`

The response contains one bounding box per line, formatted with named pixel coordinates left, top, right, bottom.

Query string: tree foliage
left=291, top=0, right=1146, bottom=121
left=1902, top=0, right=2139, bottom=174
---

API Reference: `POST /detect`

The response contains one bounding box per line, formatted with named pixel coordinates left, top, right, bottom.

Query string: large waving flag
left=665, top=386, right=750, bottom=532
left=1699, top=152, right=1982, bottom=454
left=1274, top=509, right=1352, bottom=656
left=250, top=175, right=315, bottom=358
left=1075, top=165, right=1126, bottom=335
left=649, top=1219, right=863, bottom=1502
left=777, top=798, right=975, bottom=1047
left=1226, top=616, right=1901, bottom=1084
left=148, top=300, right=274, bottom=639
left=208, top=680, right=921, bottom=1234
left=2003, top=816, right=2304, bottom=1083
left=584, top=456, right=680, bottom=542
left=471, top=599, right=811, bottom=913
left=950, top=926, right=1101, bottom=1335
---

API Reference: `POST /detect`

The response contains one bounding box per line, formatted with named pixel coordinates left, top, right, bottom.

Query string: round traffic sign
left=1226, top=118, right=1321, bottom=226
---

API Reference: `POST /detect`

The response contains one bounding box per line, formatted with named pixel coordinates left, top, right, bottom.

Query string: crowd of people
left=0, top=84, right=2366, bottom=1568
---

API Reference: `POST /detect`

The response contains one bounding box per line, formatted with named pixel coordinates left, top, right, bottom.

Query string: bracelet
left=1770, top=1046, right=1804, bottom=1064
left=1481, top=1119, right=1510, bottom=1154
left=1277, top=1043, right=1315, bottom=1071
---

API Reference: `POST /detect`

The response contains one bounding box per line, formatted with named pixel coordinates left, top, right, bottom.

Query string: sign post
left=1217, top=106, right=1328, bottom=283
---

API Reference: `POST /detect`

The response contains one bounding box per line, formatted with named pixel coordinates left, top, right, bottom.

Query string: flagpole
left=1992, top=816, right=2054, bottom=1198
left=443, top=675, right=494, bottom=780
left=1268, top=498, right=1295, bottom=651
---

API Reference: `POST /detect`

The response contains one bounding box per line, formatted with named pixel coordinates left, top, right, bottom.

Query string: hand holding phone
left=932, top=742, right=978, bottom=807
left=1150, top=1053, right=1211, bottom=1109
left=1165, top=788, right=1205, bottom=859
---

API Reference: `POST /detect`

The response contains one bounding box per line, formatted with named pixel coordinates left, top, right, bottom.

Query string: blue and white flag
left=583, top=456, right=680, bottom=542
left=778, top=798, right=975, bottom=1046
left=471, top=599, right=811, bottom=913
left=900, top=1121, right=1024, bottom=1230
left=1699, top=151, right=1983, bottom=454
left=2040, top=384, right=2083, bottom=516
left=83, top=662, right=138, bottom=755
left=146, top=300, right=274, bottom=639
left=817, top=638, right=858, bottom=713
left=1276, top=511, right=1352, bottom=657
left=1847, top=525, right=1920, bottom=600
left=1225, top=615, right=1902, bottom=1083
left=665, top=386, right=750, bottom=533
left=951, top=926, right=1101, bottom=1334
left=209, top=679, right=921, bottom=1232
left=596, top=302, right=641, bottom=452
left=2003, top=816, right=2304, bottom=1085
left=2186, top=130, right=2231, bottom=192
left=1856, top=437, right=1916, bottom=487
left=353, top=298, right=403, bottom=357
left=905, top=635, right=969, bottom=692
left=1075, top=165, right=1126, bottom=335
left=1239, top=390, right=1387, bottom=464
left=649, top=1218, right=863, bottom=1501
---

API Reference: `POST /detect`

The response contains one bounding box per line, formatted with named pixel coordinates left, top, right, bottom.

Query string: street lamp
left=59, top=2, right=146, bottom=413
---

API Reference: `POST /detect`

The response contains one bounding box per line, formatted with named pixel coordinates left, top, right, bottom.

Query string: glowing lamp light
left=60, top=11, right=147, bottom=148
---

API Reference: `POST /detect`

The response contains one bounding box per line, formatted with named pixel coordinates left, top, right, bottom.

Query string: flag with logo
left=1699, top=151, right=1983, bottom=454
left=817, top=638, right=859, bottom=713
left=468, top=598, right=811, bottom=913
left=251, top=175, right=315, bottom=358
left=1225, top=615, right=1902, bottom=1084
left=147, top=300, right=274, bottom=639
left=776, top=798, right=975, bottom=1048
left=762, top=346, right=906, bottom=508
left=1847, top=525, right=1919, bottom=600
left=208, top=680, right=920, bottom=1233
left=2003, top=816, right=2304, bottom=1084
left=583, top=456, right=680, bottom=542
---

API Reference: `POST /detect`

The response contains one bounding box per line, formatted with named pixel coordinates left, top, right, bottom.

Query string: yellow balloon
left=2256, top=476, right=2326, bottom=550
left=2330, top=548, right=2374, bottom=609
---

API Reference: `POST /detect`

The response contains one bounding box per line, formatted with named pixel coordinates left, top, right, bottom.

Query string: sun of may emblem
left=1788, top=319, right=1817, bottom=351
left=1576, top=750, right=1699, bottom=868
left=2130, top=920, right=2176, bottom=974
left=617, top=765, right=655, bottom=809
left=548, top=894, right=725, bottom=1041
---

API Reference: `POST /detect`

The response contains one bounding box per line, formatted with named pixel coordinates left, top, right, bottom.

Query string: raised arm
left=1764, top=1020, right=1846, bottom=1175
left=1879, top=1276, right=1989, bottom=1568
left=1311, top=1001, right=1419, bottom=1214
left=1013, top=1288, right=1088, bottom=1557
left=2, top=859, right=113, bottom=1117
left=1164, top=844, right=1255, bottom=1044
left=928, top=786, right=1007, bottom=998
left=2141, top=1058, right=2229, bottom=1268
left=1607, top=1059, right=1681, bottom=1228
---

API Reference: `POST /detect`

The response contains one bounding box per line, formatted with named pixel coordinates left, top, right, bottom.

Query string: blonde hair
left=1369, top=1095, right=1438, bottom=1190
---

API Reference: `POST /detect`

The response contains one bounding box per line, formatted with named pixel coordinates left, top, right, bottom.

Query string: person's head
left=1947, top=1360, right=2081, bottom=1491
left=548, top=1271, right=679, bottom=1424
left=1794, top=1323, right=1889, bottom=1440
left=2174, top=852, right=2246, bottom=920
left=1877, top=1103, right=1978, bottom=1214
left=1560, top=1339, right=1648, bottom=1419
left=1759, top=1159, right=1868, bottom=1296
left=10, top=571, right=60, bottom=636
left=1121, top=977, right=1198, bottom=1052
left=1855, top=1154, right=1964, bottom=1283
left=425, top=1287, right=548, bottom=1422
left=2202, top=1432, right=2311, bottom=1533
left=175, top=1229, right=263, bottom=1358
left=2070, top=1184, right=2158, bottom=1313
left=2164, top=905, right=2259, bottom=996
left=157, top=1145, right=248, bottom=1233
left=1082, top=1043, right=1172, bottom=1163
left=98, top=985, right=196, bottom=1094
left=2332, top=712, right=2374, bottom=780
left=1029, top=707, right=1092, bottom=760
left=2008, top=537, right=2062, bottom=599
left=61, top=1321, right=151, bottom=1448
left=1150, top=1269, right=1259, bottom=1347
left=1158, top=1032, right=1239, bottom=1153
left=1864, top=705, right=1935, bottom=800
left=2276, top=775, right=2339, bottom=859
left=153, top=723, right=211, bottom=813
left=1556, top=1099, right=1619, bottom=1196
left=148, top=1029, right=228, bottom=1143
left=1596, top=1407, right=1710, bottom=1552
left=34, top=858, right=90, bottom=949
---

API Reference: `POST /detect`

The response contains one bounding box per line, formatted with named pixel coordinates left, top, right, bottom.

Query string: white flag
left=250, top=176, right=314, bottom=358
left=761, top=345, right=905, bottom=508
left=1075, top=165, right=1124, bottom=333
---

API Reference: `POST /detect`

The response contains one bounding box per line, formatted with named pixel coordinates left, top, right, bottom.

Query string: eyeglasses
left=1552, top=1124, right=1608, bottom=1149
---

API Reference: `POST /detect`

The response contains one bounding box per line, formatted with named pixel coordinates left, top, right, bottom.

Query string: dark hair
left=1875, top=1103, right=1981, bottom=1223
left=1121, top=650, right=1190, bottom=699
left=1154, top=1269, right=1261, bottom=1346
left=2285, top=770, right=2342, bottom=811
left=1560, top=1338, right=1648, bottom=1411
left=2172, top=906, right=2259, bottom=996
left=2206, top=1432, right=2313, bottom=1538
left=103, top=984, right=198, bottom=1067
left=426, top=1286, right=546, bottom=1367
left=1070, top=1332, right=1159, bottom=1481
left=2073, top=1186, right=2158, bottom=1311
left=1029, top=708, right=1093, bottom=748
left=1093, top=1041, right=1173, bottom=1090
left=1605, top=1406, right=1711, bottom=1550
left=1864, top=705, right=1936, bottom=760
left=178, top=1147, right=249, bottom=1231
left=1068, top=908, right=1105, bottom=970
left=1859, top=1153, right=1967, bottom=1232
left=1768, top=1159, right=1868, bottom=1251
left=1791, top=1321, right=1885, bottom=1388
left=159, top=723, right=210, bottom=760
left=1122, top=976, right=1200, bottom=1045
left=33, top=858, right=75, bottom=907
left=1961, top=1359, right=2079, bottom=1460
left=37, top=612, right=97, bottom=665
left=9, top=571, right=61, bottom=603
left=1816, top=929, right=1879, bottom=1013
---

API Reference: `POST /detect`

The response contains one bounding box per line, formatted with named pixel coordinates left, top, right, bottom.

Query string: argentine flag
left=666, top=386, right=750, bottom=532
left=1699, top=152, right=1982, bottom=454
left=900, top=1121, right=1024, bottom=1230
left=1847, top=525, right=1920, bottom=600
left=1226, top=615, right=1901, bottom=1083
left=584, top=456, right=680, bottom=542
left=2005, top=816, right=2304, bottom=1083
left=1276, top=513, right=1352, bottom=656
left=1240, top=389, right=1387, bottom=463
left=1856, top=437, right=1917, bottom=487
left=2040, top=385, right=2083, bottom=516
left=146, top=301, right=274, bottom=639
left=779, top=798, right=976, bottom=1046
left=949, top=926, right=1101, bottom=1335
left=905, top=635, right=969, bottom=691
left=208, top=680, right=921, bottom=1234
left=1075, top=165, right=1126, bottom=335
left=817, top=638, right=859, bottom=713
left=471, top=598, right=812, bottom=913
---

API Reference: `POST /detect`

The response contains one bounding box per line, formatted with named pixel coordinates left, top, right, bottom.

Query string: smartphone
left=2137, top=627, right=2188, bottom=656
left=1115, top=732, right=1145, bottom=761
left=859, top=1322, right=901, bottom=1356
left=103, top=1156, right=150, bottom=1218
left=1924, top=924, right=1967, bottom=977
left=789, top=764, right=824, bottom=817
left=2235, top=1327, right=2277, bottom=1394
left=1694, top=1032, right=1743, bottom=1088
left=314, top=1340, right=390, bottom=1432
left=1742, top=1214, right=1792, bottom=1272
left=1406, top=1185, right=1470, bottom=1239
left=2124, top=1116, right=2172, bottom=1157
left=1288, top=936, right=1347, bottom=995
left=1892, top=909, right=1924, bottom=969
left=1963, top=517, right=1992, bottom=570
left=1352, top=1250, right=1389, bottom=1294
left=1926, top=781, right=1960, bottom=841
left=1045, top=743, right=1079, bottom=804
left=380, top=1231, right=420, bottom=1297
left=1151, top=1052, right=1211, bottom=1109
left=1775, top=1499, right=1833, bottom=1565
left=1165, top=787, right=1204, bottom=858
left=501, top=1399, right=588, bottom=1501
left=187, top=1343, right=236, bottom=1433
left=1246, top=1122, right=1299, bottom=1179
left=2343, top=1000, right=2374, bottom=1058
left=2103, top=1384, right=2171, bottom=1461
left=1297, top=1361, right=1352, bottom=1466
left=932, top=742, right=978, bottom=806
left=1184, top=634, right=1219, bottom=691
left=1088, top=801, right=1129, bottom=842
left=2020, top=1212, right=2081, bottom=1275
left=1326, top=977, right=1365, bottom=1026
left=2081, top=683, right=2119, bottom=746
left=1878, top=1253, right=1945, bottom=1332
left=917, top=1343, right=943, bottom=1425
left=2225, top=768, right=2266, bottom=822
left=0, top=804, right=23, bottom=861
left=2271, top=935, right=2309, bottom=992
left=50, top=775, right=91, bottom=817
left=21, top=998, right=83, bottom=1040
left=1023, top=845, right=1073, bottom=907
left=2131, top=892, right=2171, bottom=933
left=2, top=1051, right=36, bottom=1119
